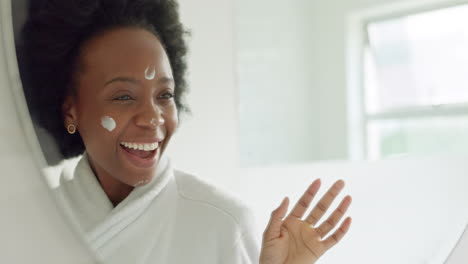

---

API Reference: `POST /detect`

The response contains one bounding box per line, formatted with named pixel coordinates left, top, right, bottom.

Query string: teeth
left=120, top=142, right=159, bottom=151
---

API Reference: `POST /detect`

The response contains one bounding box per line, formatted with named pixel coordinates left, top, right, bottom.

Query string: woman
left=18, top=0, right=352, bottom=263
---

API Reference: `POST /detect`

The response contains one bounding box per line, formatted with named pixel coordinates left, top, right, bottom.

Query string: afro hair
left=17, top=0, right=190, bottom=159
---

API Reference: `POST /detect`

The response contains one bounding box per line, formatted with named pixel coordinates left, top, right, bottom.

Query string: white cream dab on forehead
left=144, top=66, right=156, bottom=80
left=101, top=116, right=116, bottom=132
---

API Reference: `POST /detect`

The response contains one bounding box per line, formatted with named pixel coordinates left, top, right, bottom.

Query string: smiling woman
left=12, top=0, right=352, bottom=263
left=60, top=27, right=179, bottom=203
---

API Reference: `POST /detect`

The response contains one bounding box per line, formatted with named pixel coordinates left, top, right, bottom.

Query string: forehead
left=79, top=27, right=172, bottom=78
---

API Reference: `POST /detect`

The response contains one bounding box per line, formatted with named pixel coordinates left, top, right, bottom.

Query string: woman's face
left=63, top=27, right=178, bottom=188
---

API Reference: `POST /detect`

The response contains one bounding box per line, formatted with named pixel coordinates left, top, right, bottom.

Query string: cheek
left=75, top=97, right=126, bottom=151
left=164, top=107, right=178, bottom=133
left=98, top=113, right=133, bottom=138
left=78, top=111, right=123, bottom=148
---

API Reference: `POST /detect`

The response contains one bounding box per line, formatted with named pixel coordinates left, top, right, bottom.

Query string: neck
left=99, top=178, right=134, bottom=207
left=87, top=156, right=134, bottom=207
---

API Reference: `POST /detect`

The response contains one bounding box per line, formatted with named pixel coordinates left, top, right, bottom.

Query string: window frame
left=346, top=0, right=468, bottom=160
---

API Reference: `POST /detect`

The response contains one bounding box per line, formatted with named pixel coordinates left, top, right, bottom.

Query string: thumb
left=263, top=197, right=289, bottom=242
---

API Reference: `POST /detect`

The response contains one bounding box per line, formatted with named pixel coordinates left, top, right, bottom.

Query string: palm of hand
left=260, top=179, right=352, bottom=264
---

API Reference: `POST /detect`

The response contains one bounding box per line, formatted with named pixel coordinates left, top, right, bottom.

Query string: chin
left=127, top=173, right=154, bottom=187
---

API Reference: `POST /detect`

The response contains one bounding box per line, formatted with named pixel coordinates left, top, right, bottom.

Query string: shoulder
left=173, top=169, right=256, bottom=232
left=170, top=170, right=261, bottom=261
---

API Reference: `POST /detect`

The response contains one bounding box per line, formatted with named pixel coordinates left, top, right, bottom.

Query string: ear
left=62, top=96, right=78, bottom=128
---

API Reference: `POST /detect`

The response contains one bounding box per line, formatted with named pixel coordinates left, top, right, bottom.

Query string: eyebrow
left=104, top=77, right=140, bottom=87
left=104, top=76, right=175, bottom=87
left=157, top=77, right=175, bottom=85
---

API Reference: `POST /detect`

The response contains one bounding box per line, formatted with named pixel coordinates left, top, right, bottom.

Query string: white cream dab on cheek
left=101, top=116, right=116, bottom=132
left=144, top=66, right=156, bottom=80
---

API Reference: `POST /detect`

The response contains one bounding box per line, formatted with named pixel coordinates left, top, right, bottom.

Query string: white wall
left=235, top=0, right=322, bottom=167
left=167, top=0, right=241, bottom=190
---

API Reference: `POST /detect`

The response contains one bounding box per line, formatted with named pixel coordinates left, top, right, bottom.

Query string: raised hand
left=260, top=179, right=352, bottom=264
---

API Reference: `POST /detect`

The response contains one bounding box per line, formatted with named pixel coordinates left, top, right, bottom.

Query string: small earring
left=67, top=124, right=76, bottom=134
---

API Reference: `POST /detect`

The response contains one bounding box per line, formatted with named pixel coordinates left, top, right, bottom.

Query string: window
left=350, top=3, right=468, bottom=159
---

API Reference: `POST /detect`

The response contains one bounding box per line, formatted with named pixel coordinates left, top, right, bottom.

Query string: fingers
left=288, top=179, right=321, bottom=219
left=322, top=217, right=352, bottom=250
left=305, top=180, right=345, bottom=226
left=262, top=197, right=289, bottom=242
left=316, top=195, right=352, bottom=237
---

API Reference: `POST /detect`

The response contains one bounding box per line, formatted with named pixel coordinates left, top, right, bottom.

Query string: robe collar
left=59, top=152, right=173, bottom=249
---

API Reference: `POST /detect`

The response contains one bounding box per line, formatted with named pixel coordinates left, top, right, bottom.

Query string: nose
left=134, top=101, right=165, bottom=129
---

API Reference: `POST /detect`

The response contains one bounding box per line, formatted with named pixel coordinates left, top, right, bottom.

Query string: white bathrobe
left=51, top=153, right=260, bottom=264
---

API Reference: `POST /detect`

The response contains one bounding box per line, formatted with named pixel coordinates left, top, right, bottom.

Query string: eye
left=159, top=92, right=174, bottom=100
left=114, top=95, right=133, bottom=101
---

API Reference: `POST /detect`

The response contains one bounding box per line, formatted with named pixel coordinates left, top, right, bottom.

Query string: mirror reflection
left=9, top=0, right=468, bottom=264
left=12, top=0, right=353, bottom=263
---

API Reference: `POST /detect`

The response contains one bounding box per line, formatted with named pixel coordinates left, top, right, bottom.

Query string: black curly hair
left=17, top=0, right=190, bottom=160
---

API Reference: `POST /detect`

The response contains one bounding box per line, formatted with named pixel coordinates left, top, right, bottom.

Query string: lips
left=119, top=143, right=160, bottom=168
left=122, top=145, right=155, bottom=159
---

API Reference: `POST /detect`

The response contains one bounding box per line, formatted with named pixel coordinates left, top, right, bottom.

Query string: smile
left=120, top=142, right=159, bottom=151
left=119, top=140, right=162, bottom=169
